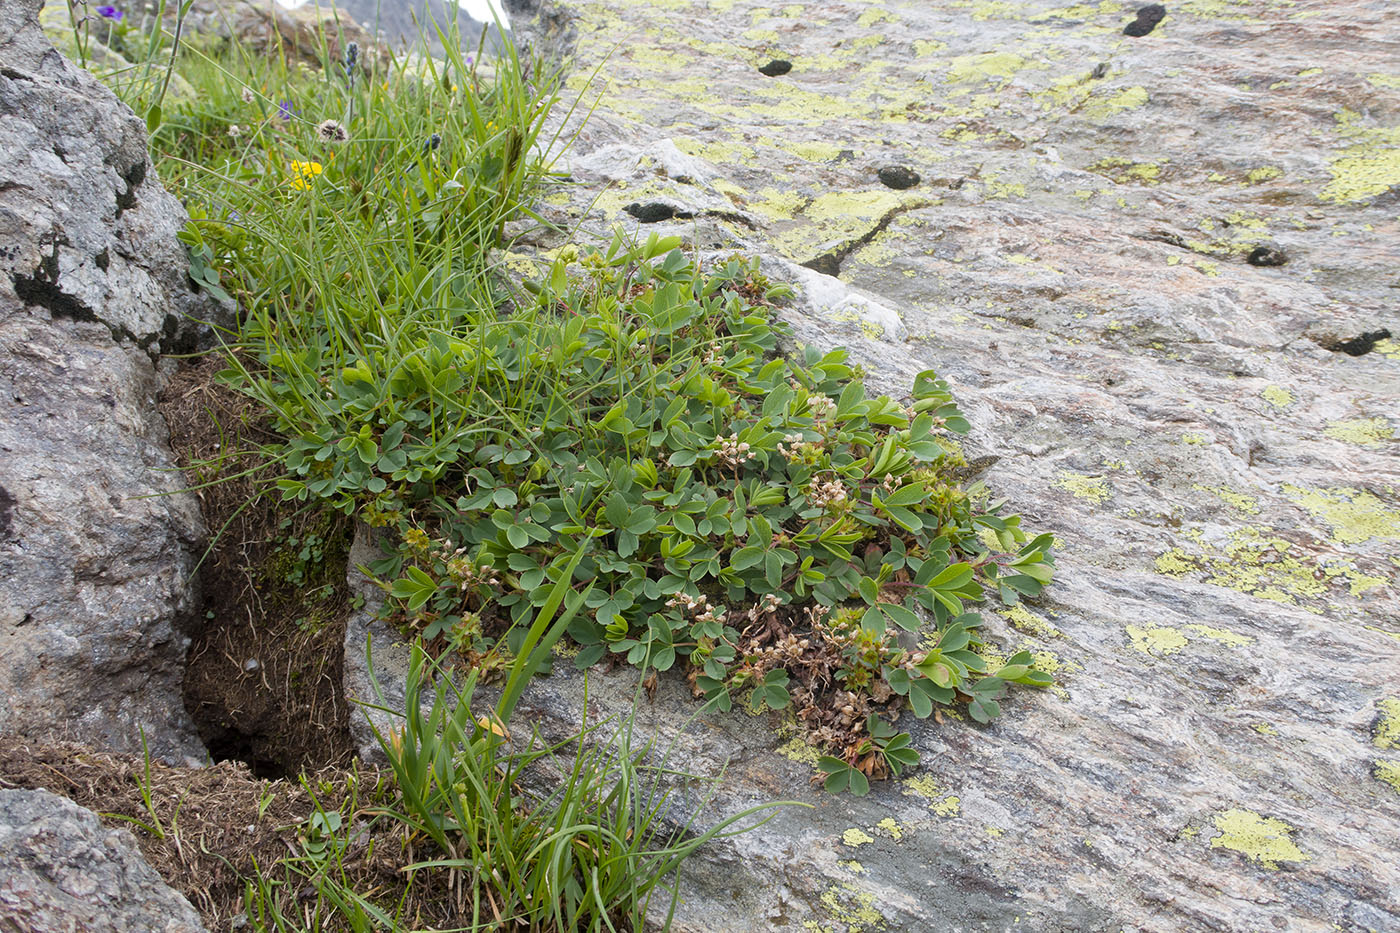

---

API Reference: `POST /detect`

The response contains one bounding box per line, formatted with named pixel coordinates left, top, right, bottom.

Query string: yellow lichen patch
left=1089, top=157, right=1164, bottom=184
left=1366, top=73, right=1400, bottom=90
left=946, top=51, right=1032, bottom=84
left=1210, top=809, right=1310, bottom=870
left=983, top=175, right=1028, bottom=199
left=984, top=825, right=1004, bottom=838
left=1375, top=759, right=1400, bottom=795
left=1323, top=418, right=1393, bottom=448
left=1282, top=485, right=1400, bottom=545
left=1373, top=338, right=1400, bottom=360
left=842, top=859, right=867, bottom=874
left=813, top=882, right=888, bottom=933
left=1261, top=385, right=1294, bottom=408
left=1002, top=603, right=1062, bottom=638
left=1056, top=471, right=1111, bottom=504
left=806, top=190, right=907, bottom=225
left=1254, top=722, right=1279, bottom=736
left=933, top=796, right=962, bottom=817
left=1185, top=624, right=1253, bottom=648
left=913, top=39, right=947, bottom=57
left=1152, top=526, right=1352, bottom=610
left=1192, top=484, right=1261, bottom=515
left=1246, top=166, right=1283, bottom=184
left=1297, top=67, right=1323, bottom=78
left=787, top=140, right=846, bottom=162
left=1322, top=147, right=1400, bottom=203
left=672, top=136, right=755, bottom=166
left=842, top=828, right=875, bottom=847
left=901, top=774, right=942, bottom=800
left=777, top=735, right=823, bottom=766
left=876, top=817, right=904, bottom=840
left=1126, top=624, right=1189, bottom=657
left=1082, top=86, right=1149, bottom=119
left=1181, top=432, right=1210, bottom=445
left=1374, top=698, right=1400, bottom=749
left=747, top=186, right=809, bottom=222
left=856, top=7, right=894, bottom=27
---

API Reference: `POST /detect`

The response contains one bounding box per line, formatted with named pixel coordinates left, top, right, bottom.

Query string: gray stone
left=0, top=0, right=222, bottom=762
left=356, top=0, right=1400, bottom=929
left=0, top=788, right=207, bottom=932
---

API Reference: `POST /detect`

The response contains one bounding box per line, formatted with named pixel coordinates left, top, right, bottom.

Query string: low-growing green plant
left=245, top=227, right=1056, bottom=791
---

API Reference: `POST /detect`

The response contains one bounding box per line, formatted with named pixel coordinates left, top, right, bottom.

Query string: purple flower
left=96, top=5, right=123, bottom=20
left=277, top=100, right=296, bottom=122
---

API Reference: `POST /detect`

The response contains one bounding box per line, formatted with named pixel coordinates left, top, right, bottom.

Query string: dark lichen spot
left=94, top=249, right=110, bottom=271
left=758, top=59, right=792, bottom=77
left=624, top=201, right=691, bottom=223
left=0, top=485, right=14, bottom=539
left=1246, top=245, right=1288, bottom=267
left=1091, top=61, right=1110, bottom=80
left=877, top=166, right=921, bottom=190
left=1124, top=4, right=1166, bottom=36
left=802, top=252, right=843, bottom=276
left=114, top=160, right=147, bottom=217
left=1313, top=329, right=1391, bottom=357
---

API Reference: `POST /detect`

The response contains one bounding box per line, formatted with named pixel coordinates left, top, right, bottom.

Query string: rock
left=1247, top=243, right=1288, bottom=267
left=0, top=0, right=223, bottom=762
left=178, top=0, right=385, bottom=67
left=625, top=200, right=689, bottom=223
left=1123, top=4, right=1167, bottom=37
left=876, top=165, right=921, bottom=190
left=1314, top=328, right=1392, bottom=357
left=758, top=59, right=792, bottom=77
left=465, top=0, right=1400, bottom=928
left=0, top=788, right=208, bottom=932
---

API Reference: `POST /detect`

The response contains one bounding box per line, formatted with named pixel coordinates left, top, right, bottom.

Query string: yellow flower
left=288, top=159, right=322, bottom=189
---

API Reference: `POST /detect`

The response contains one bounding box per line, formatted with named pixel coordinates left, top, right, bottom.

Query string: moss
left=1261, top=385, right=1294, bottom=408
left=1056, top=471, right=1111, bottom=504
left=1323, top=418, right=1393, bottom=448
left=1210, top=809, right=1309, bottom=870
left=1282, top=485, right=1400, bottom=545
left=1374, top=698, right=1400, bottom=750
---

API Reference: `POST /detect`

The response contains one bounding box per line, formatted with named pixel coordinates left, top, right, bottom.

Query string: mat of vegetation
left=59, top=0, right=1059, bottom=926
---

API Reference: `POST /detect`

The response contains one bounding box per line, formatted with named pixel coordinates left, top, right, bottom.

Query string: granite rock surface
left=356, top=0, right=1399, bottom=929
left=0, top=788, right=208, bottom=932
left=0, top=0, right=223, bottom=762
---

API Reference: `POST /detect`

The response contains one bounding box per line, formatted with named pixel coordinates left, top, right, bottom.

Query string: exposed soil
left=159, top=356, right=356, bottom=778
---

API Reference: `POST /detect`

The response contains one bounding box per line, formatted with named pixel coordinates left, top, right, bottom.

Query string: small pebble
left=1246, top=244, right=1288, bottom=267
left=1124, top=4, right=1167, bottom=36
left=758, top=59, right=792, bottom=77
left=877, top=165, right=920, bottom=190
left=242, top=658, right=261, bottom=673
left=624, top=201, right=680, bottom=223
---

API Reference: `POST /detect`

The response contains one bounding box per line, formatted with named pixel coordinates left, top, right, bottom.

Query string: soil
left=158, top=356, right=356, bottom=778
